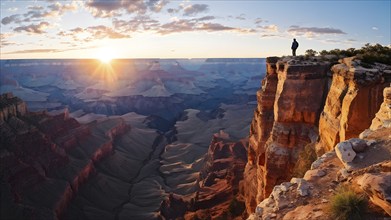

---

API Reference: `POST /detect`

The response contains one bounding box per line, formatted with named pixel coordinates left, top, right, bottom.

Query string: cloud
left=195, top=16, right=215, bottom=21
left=323, top=39, right=340, bottom=43
left=1, top=14, right=21, bottom=25
left=146, top=0, right=169, bottom=12
left=85, top=0, right=168, bottom=17
left=2, top=2, right=77, bottom=25
left=8, top=7, right=18, bottom=12
left=58, top=25, right=130, bottom=42
left=4, top=46, right=97, bottom=54
left=167, top=8, right=179, bottom=14
left=372, top=26, right=378, bottom=30
left=27, top=5, right=44, bottom=10
left=254, top=18, right=267, bottom=24
left=182, top=4, right=209, bottom=16
left=166, top=3, right=209, bottom=16
left=112, top=15, right=222, bottom=35
left=235, top=14, right=246, bottom=20
left=6, top=49, right=62, bottom=54
left=260, top=34, right=279, bottom=38
left=14, top=22, right=50, bottom=34
left=47, top=2, right=78, bottom=14
left=0, top=33, right=16, bottom=46
left=23, top=2, right=77, bottom=19
left=113, top=15, right=160, bottom=32
left=259, top=24, right=278, bottom=32
left=87, top=25, right=130, bottom=39
left=198, top=23, right=235, bottom=31
left=157, top=18, right=251, bottom=35
left=288, top=25, right=346, bottom=35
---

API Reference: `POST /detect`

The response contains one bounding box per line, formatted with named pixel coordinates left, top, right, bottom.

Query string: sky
left=0, top=0, right=390, bottom=59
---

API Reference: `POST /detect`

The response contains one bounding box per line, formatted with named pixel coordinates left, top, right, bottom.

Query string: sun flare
left=97, top=47, right=115, bottom=64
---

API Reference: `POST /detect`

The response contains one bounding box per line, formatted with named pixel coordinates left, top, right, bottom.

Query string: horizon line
left=0, top=57, right=268, bottom=60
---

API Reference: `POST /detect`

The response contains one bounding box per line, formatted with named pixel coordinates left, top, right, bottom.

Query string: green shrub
left=292, top=143, right=317, bottom=178
left=318, top=43, right=391, bottom=65
left=305, top=49, right=318, bottom=57
left=329, top=185, right=368, bottom=220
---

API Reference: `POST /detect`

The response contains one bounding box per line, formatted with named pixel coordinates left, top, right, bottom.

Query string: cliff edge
left=243, top=55, right=391, bottom=218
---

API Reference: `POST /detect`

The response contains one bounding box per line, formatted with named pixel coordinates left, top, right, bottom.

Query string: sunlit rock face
left=316, top=57, right=390, bottom=153
left=243, top=57, right=331, bottom=213
left=243, top=56, right=391, bottom=216
left=370, top=85, right=391, bottom=129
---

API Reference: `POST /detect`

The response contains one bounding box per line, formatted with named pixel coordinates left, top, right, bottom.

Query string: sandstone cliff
left=248, top=84, right=391, bottom=219
left=317, top=57, right=389, bottom=153
left=244, top=57, right=331, bottom=213
left=243, top=56, right=391, bottom=217
left=0, top=94, right=130, bottom=220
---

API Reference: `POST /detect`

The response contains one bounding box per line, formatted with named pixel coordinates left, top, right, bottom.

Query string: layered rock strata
left=317, top=57, right=390, bottom=153
left=244, top=57, right=332, bottom=213
left=244, top=56, right=391, bottom=217
left=161, top=134, right=248, bottom=219
left=0, top=93, right=129, bottom=220
left=248, top=84, right=391, bottom=218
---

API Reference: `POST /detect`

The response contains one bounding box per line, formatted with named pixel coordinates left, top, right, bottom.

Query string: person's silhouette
left=291, top=39, right=299, bottom=56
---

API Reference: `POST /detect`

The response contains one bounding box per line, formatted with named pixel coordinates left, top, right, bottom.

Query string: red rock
left=243, top=57, right=330, bottom=213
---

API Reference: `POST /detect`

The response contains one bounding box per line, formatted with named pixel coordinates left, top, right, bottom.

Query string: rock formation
left=244, top=56, right=391, bottom=218
left=317, top=57, right=389, bottom=153
left=0, top=93, right=27, bottom=122
left=160, top=133, right=248, bottom=219
left=243, top=57, right=331, bottom=213
left=0, top=93, right=130, bottom=220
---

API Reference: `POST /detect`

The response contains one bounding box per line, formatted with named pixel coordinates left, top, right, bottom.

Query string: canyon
left=0, top=59, right=261, bottom=220
left=1, top=55, right=390, bottom=220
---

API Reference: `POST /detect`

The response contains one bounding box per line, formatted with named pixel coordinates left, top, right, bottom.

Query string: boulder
left=291, top=178, right=310, bottom=197
left=335, top=141, right=356, bottom=163
left=303, top=169, right=326, bottom=181
left=357, top=173, right=391, bottom=216
left=349, top=138, right=368, bottom=153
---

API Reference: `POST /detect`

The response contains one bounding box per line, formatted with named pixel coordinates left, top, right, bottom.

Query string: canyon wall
left=243, top=57, right=331, bottom=213
left=161, top=133, right=248, bottom=220
left=0, top=93, right=27, bottom=122
left=243, top=56, right=391, bottom=215
left=317, top=57, right=390, bottom=153
left=0, top=94, right=130, bottom=220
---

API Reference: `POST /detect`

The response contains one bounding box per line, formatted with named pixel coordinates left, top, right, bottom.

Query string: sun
left=97, top=47, right=115, bottom=64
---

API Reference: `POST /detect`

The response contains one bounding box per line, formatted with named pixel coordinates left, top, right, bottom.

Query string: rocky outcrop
left=244, top=57, right=279, bottom=212
left=0, top=93, right=27, bottom=122
left=0, top=94, right=130, bottom=220
left=247, top=82, right=391, bottom=219
left=160, top=134, right=248, bottom=219
left=243, top=57, right=331, bottom=213
left=317, top=57, right=390, bottom=153
left=370, top=84, right=391, bottom=129
left=357, top=172, right=391, bottom=216
left=244, top=56, right=391, bottom=216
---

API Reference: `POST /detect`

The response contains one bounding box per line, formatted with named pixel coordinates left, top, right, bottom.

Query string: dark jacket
left=291, top=40, right=299, bottom=50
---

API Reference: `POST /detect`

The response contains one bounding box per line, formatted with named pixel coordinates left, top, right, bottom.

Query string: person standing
left=291, top=38, right=299, bottom=56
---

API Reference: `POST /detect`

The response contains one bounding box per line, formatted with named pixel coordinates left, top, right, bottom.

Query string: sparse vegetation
left=292, top=143, right=317, bottom=178
left=316, top=43, right=391, bottom=65
left=328, top=185, right=368, bottom=220
left=305, top=49, right=318, bottom=57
